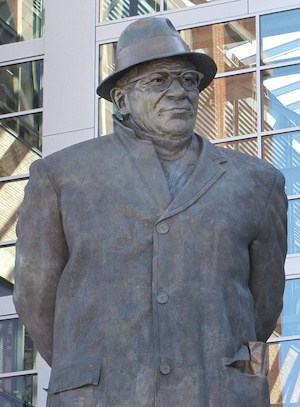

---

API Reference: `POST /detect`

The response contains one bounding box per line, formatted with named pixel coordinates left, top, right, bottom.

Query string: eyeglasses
left=125, top=70, right=204, bottom=92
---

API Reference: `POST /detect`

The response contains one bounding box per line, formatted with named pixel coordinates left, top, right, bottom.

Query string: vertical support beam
left=43, top=0, right=96, bottom=155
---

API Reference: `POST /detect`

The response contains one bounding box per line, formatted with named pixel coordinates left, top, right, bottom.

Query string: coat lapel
left=115, top=119, right=172, bottom=212
left=114, top=119, right=227, bottom=219
left=157, top=137, right=227, bottom=222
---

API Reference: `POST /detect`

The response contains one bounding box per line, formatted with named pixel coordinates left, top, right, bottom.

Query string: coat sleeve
left=13, top=159, right=69, bottom=366
left=248, top=169, right=288, bottom=342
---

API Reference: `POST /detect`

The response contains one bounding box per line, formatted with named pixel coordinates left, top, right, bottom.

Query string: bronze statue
left=14, top=17, right=287, bottom=407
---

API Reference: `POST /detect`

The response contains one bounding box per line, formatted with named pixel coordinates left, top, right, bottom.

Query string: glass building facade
left=0, top=0, right=300, bottom=405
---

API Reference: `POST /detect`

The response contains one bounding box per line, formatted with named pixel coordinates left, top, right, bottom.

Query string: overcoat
left=13, top=119, right=287, bottom=407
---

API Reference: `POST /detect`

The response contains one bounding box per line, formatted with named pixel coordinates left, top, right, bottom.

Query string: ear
left=110, top=87, right=130, bottom=116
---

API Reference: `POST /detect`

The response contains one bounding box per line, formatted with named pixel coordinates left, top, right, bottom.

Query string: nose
left=166, top=78, right=187, bottom=97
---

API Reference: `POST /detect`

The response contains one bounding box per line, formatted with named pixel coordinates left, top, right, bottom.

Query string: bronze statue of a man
left=13, top=17, right=287, bottom=407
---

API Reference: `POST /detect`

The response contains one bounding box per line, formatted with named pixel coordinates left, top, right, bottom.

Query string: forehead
left=134, top=57, right=196, bottom=76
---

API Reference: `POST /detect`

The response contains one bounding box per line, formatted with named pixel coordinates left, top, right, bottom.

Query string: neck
left=124, top=117, right=193, bottom=160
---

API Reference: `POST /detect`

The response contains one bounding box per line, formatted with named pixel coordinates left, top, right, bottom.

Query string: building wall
left=0, top=0, right=299, bottom=405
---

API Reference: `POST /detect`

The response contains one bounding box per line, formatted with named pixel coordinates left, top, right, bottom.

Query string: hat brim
left=97, top=51, right=217, bottom=102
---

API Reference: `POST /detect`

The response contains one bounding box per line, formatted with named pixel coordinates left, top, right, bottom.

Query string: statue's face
left=113, top=58, right=201, bottom=138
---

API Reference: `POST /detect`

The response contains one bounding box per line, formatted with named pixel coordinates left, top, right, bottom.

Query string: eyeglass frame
left=120, top=70, right=204, bottom=93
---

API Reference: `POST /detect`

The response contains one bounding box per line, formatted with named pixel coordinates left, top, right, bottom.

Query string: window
left=99, top=0, right=222, bottom=22
left=0, top=0, right=44, bottom=45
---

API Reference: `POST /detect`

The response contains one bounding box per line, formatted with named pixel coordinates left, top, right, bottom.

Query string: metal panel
left=249, top=0, right=300, bottom=14
left=43, top=0, right=96, bottom=138
left=96, top=0, right=249, bottom=43
left=0, top=39, right=44, bottom=65
left=43, top=128, right=95, bottom=156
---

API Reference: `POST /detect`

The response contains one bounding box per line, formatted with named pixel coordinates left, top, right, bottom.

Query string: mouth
left=161, top=107, right=193, bottom=114
left=159, top=108, right=194, bottom=119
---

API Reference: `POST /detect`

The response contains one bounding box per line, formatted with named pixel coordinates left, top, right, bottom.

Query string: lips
left=161, top=106, right=193, bottom=113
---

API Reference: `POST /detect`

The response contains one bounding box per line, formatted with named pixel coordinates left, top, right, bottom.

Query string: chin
left=161, top=121, right=194, bottom=137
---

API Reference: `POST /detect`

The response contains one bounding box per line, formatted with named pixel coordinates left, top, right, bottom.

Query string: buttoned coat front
left=13, top=120, right=287, bottom=407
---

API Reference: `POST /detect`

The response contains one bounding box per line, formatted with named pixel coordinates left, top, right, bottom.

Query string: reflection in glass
left=216, top=138, right=257, bottom=157
left=273, top=279, right=300, bottom=338
left=99, top=43, right=116, bottom=85
left=99, top=98, right=114, bottom=136
left=0, top=246, right=15, bottom=288
left=287, top=199, right=300, bottom=255
left=0, top=113, right=42, bottom=178
left=100, top=0, right=159, bottom=21
left=0, top=319, right=36, bottom=374
left=0, top=179, right=27, bottom=242
left=180, top=18, right=256, bottom=73
left=0, top=0, right=44, bottom=45
left=0, top=374, right=37, bottom=406
left=262, top=132, right=300, bottom=196
left=196, top=72, right=257, bottom=140
left=268, top=340, right=300, bottom=407
left=262, top=65, right=300, bottom=131
left=0, top=61, right=43, bottom=115
left=166, top=0, right=219, bottom=11
left=99, top=43, right=117, bottom=135
left=261, top=8, right=300, bottom=66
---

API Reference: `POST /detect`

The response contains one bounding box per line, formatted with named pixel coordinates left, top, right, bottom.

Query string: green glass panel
left=0, top=113, right=42, bottom=177
left=99, top=43, right=117, bottom=135
left=0, top=374, right=37, bottom=406
left=100, top=0, right=159, bottom=21
left=0, top=319, right=36, bottom=373
left=0, top=0, right=44, bottom=45
left=0, top=61, right=43, bottom=115
left=0, top=245, right=15, bottom=289
left=166, top=0, right=220, bottom=11
left=0, top=179, right=27, bottom=242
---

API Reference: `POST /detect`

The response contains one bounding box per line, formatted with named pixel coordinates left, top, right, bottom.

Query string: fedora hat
left=97, top=17, right=217, bottom=101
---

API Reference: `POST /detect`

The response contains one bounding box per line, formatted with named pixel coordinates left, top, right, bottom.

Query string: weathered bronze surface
left=14, top=17, right=287, bottom=407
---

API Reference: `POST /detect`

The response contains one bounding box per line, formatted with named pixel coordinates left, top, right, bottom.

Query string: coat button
left=156, top=222, right=169, bottom=234
left=156, top=292, right=169, bottom=304
left=160, top=363, right=171, bottom=375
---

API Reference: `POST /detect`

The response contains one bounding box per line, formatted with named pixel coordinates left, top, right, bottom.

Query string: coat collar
left=113, top=118, right=227, bottom=220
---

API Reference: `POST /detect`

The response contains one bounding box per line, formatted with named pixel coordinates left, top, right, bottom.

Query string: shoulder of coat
left=201, top=137, right=284, bottom=189
left=41, top=132, right=120, bottom=167
left=207, top=140, right=277, bottom=173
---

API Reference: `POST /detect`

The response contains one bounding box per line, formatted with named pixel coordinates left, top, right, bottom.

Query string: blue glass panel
left=287, top=199, right=300, bottom=254
left=261, top=8, right=300, bottom=65
left=262, top=64, right=300, bottom=131
left=269, top=340, right=300, bottom=407
left=262, top=132, right=300, bottom=196
left=274, top=279, right=300, bottom=337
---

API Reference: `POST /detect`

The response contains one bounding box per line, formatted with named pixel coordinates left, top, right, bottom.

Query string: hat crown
left=117, top=17, right=186, bottom=51
left=115, top=17, right=191, bottom=73
left=96, top=17, right=217, bottom=101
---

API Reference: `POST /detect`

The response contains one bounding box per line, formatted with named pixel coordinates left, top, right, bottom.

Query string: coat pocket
left=224, top=341, right=268, bottom=376
left=47, top=363, right=101, bottom=394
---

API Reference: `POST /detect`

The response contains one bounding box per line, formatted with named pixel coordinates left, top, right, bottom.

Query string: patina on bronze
left=96, top=17, right=217, bottom=101
left=14, top=17, right=287, bottom=407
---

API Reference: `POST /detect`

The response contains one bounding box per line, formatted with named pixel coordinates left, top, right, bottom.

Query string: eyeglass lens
left=132, top=70, right=203, bottom=92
